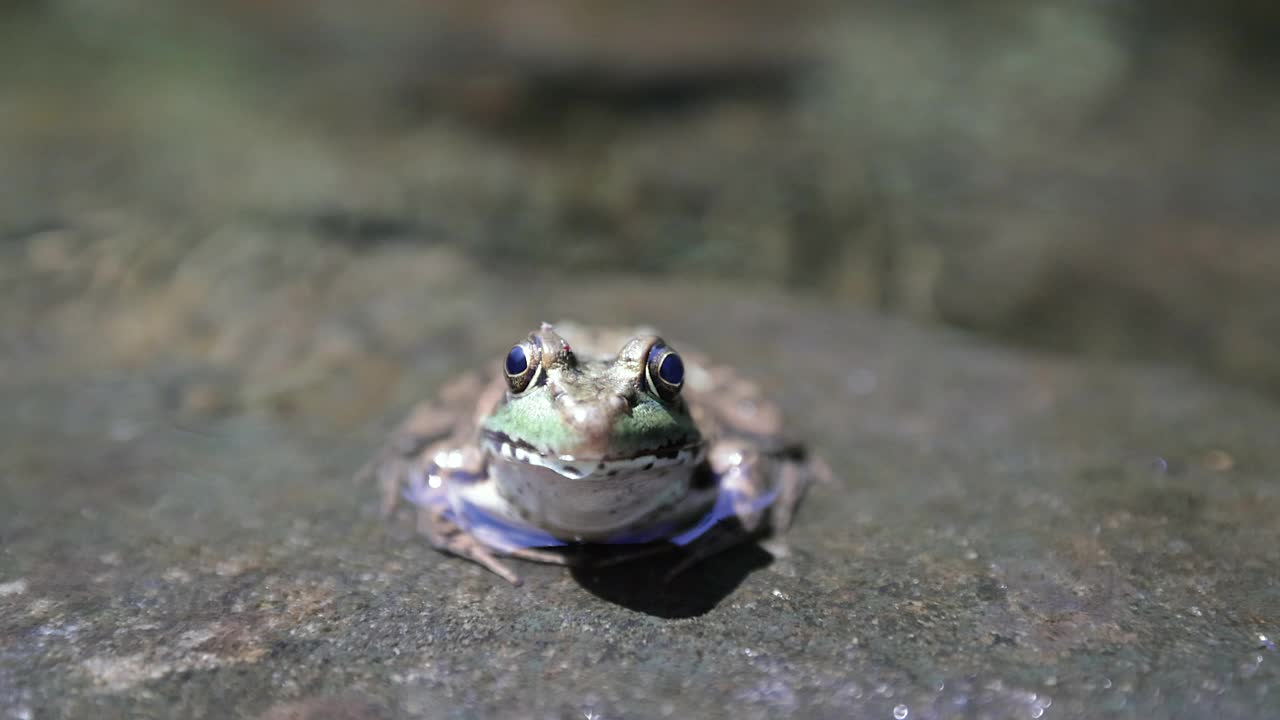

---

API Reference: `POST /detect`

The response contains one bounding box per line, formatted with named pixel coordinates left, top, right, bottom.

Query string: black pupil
left=505, top=345, right=528, bottom=375
left=658, top=352, right=684, bottom=386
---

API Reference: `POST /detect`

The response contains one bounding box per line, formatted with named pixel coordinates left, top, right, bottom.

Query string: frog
left=357, top=322, right=829, bottom=585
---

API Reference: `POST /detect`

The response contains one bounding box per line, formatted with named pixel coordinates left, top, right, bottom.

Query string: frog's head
left=480, top=323, right=704, bottom=480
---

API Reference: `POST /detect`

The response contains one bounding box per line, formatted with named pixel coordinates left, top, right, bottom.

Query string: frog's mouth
left=481, top=430, right=705, bottom=481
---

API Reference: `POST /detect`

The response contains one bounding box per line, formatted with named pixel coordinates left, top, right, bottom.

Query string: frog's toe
left=770, top=452, right=828, bottom=532
left=770, top=462, right=804, bottom=532
left=809, top=455, right=835, bottom=485
left=502, top=546, right=576, bottom=566
left=475, top=552, right=524, bottom=586
left=374, top=457, right=411, bottom=516
left=416, top=506, right=524, bottom=585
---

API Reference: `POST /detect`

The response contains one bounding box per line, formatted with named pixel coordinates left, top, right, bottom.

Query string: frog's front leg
left=355, top=372, right=502, bottom=516
left=665, top=440, right=814, bottom=580
left=405, top=458, right=574, bottom=586
left=414, top=494, right=524, bottom=585
left=767, top=443, right=833, bottom=533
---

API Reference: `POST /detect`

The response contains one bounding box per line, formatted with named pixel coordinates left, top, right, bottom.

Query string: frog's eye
left=645, top=343, right=684, bottom=401
left=504, top=338, right=543, bottom=394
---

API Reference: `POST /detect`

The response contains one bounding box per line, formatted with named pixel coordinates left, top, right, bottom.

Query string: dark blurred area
left=3, top=0, right=1279, bottom=395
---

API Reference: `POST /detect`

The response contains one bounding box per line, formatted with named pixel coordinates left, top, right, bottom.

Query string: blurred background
left=2, top=0, right=1278, bottom=407
left=5, top=6, right=1280, bottom=716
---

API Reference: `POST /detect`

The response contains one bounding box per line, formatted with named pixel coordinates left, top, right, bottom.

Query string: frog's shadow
left=567, top=538, right=774, bottom=619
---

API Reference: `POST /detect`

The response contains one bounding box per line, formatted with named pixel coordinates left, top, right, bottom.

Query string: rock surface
left=2, top=245, right=1278, bottom=719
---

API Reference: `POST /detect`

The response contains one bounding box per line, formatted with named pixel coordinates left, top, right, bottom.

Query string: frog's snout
left=563, top=395, right=631, bottom=447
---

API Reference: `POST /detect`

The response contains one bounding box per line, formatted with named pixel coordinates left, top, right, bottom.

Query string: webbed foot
left=417, top=504, right=525, bottom=585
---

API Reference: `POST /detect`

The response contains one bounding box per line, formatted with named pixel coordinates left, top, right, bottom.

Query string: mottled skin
left=358, top=322, right=828, bottom=584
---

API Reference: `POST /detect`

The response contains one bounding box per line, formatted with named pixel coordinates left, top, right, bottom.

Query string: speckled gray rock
left=1, top=255, right=1277, bottom=719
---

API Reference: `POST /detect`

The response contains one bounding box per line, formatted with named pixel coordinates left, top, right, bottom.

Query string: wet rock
left=2, top=260, right=1277, bottom=718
